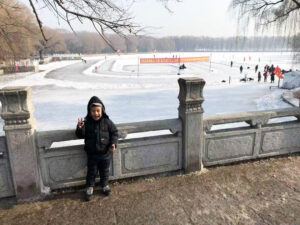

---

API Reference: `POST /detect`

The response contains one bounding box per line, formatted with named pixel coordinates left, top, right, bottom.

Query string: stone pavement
left=0, top=155, right=299, bottom=225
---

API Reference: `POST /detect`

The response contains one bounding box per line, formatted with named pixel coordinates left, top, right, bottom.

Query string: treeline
left=40, top=31, right=295, bottom=55
left=0, top=0, right=297, bottom=63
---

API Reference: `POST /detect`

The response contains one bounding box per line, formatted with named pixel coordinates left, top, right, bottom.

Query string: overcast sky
left=21, top=0, right=241, bottom=37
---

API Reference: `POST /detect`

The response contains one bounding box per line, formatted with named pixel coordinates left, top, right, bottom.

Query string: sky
left=20, top=0, right=240, bottom=37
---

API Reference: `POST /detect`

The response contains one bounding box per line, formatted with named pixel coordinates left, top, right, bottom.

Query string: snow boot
left=85, top=187, right=94, bottom=201
left=101, top=185, right=111, bottom=196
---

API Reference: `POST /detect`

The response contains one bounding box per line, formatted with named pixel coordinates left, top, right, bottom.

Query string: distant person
left=240, top=65, right=243, bottom=74
left=270, top=73, right=275, bottom=83
left=263, top=71, right=268, bottom=82
left=264, top=64, right=269, bottom=72
left=258, top=71, right=261, bottom=82
left=76, top=96, right=118, bottom=201
left=244, top=73, right=248, bottom=82
left=230, top=61, right=233, bottom=67
left=179, top=64, right=186, bottom=70
left=255, top=64, right=258, bottom=73
left=269, top=64, right=275, bottom=74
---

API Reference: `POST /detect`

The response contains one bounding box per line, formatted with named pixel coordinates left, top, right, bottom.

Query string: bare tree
left=26, top=0, right=138, bottom=51
left=231, top=0, right=300, bottom=61
left=24, top=0, right=180, bottom=51
left=0, top=0, right=40, bottom=62
left=231, top=0, right=300, bottom=35
left=38, top=27, right=67, bottom=59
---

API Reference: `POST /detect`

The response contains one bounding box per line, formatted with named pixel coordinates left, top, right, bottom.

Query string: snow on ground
left=0, top=52, right=299, bottom=135
left=0, top=60, right=80, bottom=88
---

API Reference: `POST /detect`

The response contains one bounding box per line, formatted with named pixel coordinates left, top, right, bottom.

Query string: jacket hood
left=86, top=96, right=109, bottom=120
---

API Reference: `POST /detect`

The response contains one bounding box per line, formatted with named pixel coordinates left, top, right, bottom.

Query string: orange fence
left=140, top=56, right=209, bottom=64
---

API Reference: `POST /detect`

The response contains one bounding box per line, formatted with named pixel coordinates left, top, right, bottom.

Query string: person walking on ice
left=76, top=96, right=118, bottom=201
left=270, top=72, right=275, bottom=83
left=263, top=71, right=268, bottom=82
left=240, top=65, right=243, bottom=74
left=258, top=71, right=261, bottom=82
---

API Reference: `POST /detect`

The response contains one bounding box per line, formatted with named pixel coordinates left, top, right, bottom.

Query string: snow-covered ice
left=0, top=52, right=299, bottom=135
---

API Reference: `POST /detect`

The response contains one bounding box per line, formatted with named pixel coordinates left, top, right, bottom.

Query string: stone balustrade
left=1, top=77, right=300, bottom=202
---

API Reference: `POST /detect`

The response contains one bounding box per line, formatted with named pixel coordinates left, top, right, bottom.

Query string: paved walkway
left=0, top=155, right=299, bottom=225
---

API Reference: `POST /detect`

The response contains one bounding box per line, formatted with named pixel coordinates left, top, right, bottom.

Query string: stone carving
left=262, top=128, right=300, bottom=153
left=178, top=78, right=205, bottom=114
left=205, top=135, right=255, bottom=161
left=48, top=156, right=87, bottom=183
left=122, top=142, right=179, bottom=173
left=0, top=87, right=34, bottom=129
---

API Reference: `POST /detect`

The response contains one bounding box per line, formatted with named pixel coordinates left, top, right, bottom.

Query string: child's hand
left=77, top=118, right=85, bottom=129
left=110, top=144, right=116, bottom=154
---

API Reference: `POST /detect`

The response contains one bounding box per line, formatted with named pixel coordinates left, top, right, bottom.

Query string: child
left=76, top=96, right=118, bottom=201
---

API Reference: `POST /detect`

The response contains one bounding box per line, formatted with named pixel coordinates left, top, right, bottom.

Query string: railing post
left=293, top=90, right=300, bottom=108
left=178, top=78, right=205, bottom=173
left=0, top=87, right=42, bottom=201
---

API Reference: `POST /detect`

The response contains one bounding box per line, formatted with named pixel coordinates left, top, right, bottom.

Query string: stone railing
left=0, top=78, right=205, bottom=201
left=1, top=77, right=300, bottom=202
left=36, top=119, right=182, bottom=190
left=203, top=108, right=300, bottom=166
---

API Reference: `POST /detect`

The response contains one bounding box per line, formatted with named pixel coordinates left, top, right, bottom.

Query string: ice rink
left=0, top=52, right=298, bottom=132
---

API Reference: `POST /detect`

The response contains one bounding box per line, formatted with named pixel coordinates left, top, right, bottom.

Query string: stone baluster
left=0, top=87, right=41, bottom=201
left=178, top=78, right=205, bottom=172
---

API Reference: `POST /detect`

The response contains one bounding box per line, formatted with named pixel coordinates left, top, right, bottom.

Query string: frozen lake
left=0, top=52, right=298, bottom=133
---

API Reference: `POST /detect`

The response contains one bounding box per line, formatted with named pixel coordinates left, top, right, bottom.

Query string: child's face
left=90, top=106, right=102, bottom=121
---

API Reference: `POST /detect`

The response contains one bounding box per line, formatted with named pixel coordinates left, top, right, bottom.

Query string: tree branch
left=28, top=0, right=48, bottom=41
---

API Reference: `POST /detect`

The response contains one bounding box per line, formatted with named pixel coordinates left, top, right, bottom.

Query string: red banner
left=140, top=56, right=209, bottom=64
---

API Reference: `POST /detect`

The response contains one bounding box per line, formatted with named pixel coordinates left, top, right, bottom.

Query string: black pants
left=86, top=154, right=111, bottom=188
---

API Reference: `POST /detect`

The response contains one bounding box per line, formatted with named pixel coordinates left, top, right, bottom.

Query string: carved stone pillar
left=178, top=78, right=205, bottom=172
left=0, top=87, right=41, bottom=201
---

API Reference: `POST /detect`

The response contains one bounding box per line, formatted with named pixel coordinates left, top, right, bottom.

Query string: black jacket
left=75, top=96, right=118, bottom=156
